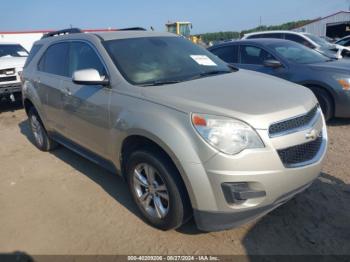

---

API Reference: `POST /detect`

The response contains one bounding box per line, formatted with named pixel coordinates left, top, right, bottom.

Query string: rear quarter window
left=24, top=44, right=43, bottom=68
left=247, top=33, right=283, bottom=39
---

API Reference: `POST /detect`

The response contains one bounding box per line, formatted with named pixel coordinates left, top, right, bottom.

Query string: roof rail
left=41, top=28, right=83, bottom=39
left=117, top=27, right=147, bottom=31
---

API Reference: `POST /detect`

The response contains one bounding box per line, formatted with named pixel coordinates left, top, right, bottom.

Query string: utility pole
left=259, top=16, right=262, bottom=27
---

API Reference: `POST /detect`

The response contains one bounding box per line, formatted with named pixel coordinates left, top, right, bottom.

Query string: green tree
left=198, top=19, right=313, bottom=43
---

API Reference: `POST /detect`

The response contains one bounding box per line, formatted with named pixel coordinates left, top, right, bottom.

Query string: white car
left=0, top=42, right=28, bottom=102
left=242, top=30, right=344, bottom=59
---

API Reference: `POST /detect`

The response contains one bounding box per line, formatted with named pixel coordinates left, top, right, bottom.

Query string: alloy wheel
left=132, top=163, right=170, bottom=219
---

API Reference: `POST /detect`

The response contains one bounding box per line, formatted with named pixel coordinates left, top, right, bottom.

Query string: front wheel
left=126, top=150, right=191, bottom=230
left=309, top=87, right=334, bottom=121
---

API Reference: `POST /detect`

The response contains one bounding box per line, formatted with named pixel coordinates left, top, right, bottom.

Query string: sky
left=0, top=0, right=349, bottom=34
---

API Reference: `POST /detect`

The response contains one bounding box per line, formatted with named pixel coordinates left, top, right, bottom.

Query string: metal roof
left=293, top=11, right=350, bottom=29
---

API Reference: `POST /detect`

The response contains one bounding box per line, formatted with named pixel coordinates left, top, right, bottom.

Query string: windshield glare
left=0, top=44, right=28, bottom=58
left=268, top=42, right=329, bottom=64
left=104, top=36, right=231, bottom=85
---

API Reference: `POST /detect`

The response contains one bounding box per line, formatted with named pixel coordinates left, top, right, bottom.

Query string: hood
left=318, top=44, right=350, bottom=60
left=316, top=47, right=339, bottom=59
left=309, top=59, right=350, bottom=74
left=0, top=56, right=27, bottom=69
left=141, top=70, right=317, bottom=129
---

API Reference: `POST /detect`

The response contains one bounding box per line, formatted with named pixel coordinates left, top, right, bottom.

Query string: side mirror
left=72, top=69, right=109, bottom=86
left=264, top=59, right=282, bottom=68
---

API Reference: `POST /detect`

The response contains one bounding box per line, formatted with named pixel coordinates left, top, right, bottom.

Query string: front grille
left=0, top=68, right=15, bottom=75
left=277, top=135, right=323, bottom=167
left=0, top=76, right=17, bottom=82
left=269, top=106, right=318, bottom=137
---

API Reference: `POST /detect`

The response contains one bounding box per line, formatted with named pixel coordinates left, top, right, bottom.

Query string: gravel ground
left=0, top=101, right=349, bottom=256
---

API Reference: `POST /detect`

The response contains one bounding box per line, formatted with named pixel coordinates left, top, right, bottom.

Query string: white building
left=0, top=30, right=47, bottom=51
left=0, top=28, right=116, bottom=51
left=293, top=11, right=350, bottom=38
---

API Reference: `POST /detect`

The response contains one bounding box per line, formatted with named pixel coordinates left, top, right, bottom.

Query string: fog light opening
left=222, top=182, right=266, bottom=204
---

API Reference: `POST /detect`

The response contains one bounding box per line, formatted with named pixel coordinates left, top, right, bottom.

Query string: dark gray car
left=209, top=39, right=350, bottom=120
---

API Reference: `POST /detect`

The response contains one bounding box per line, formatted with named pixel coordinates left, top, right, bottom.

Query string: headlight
left=336, top=78, right=350, bottom=90
left=191, top=113, right=264, bottom=155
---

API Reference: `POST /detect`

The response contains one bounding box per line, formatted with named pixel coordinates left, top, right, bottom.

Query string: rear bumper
left=194, top=181, right=313, bottom=231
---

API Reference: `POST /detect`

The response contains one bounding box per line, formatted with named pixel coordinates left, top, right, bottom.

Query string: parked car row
left=21, top=28, right=328, bottom=232
left=242, top=30, right=350, bottom=59
left=208, top=31, right=350, bottom=121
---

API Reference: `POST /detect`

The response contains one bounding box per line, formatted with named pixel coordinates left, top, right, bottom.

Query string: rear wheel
left=309, top=87, right=334, bottom=121
left=126, top=150, right=191, bottom=230
left=28, top=108, right=58, bottom=151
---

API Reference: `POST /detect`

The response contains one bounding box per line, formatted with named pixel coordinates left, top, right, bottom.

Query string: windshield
left=0, top=44, right=28, bottom=58
left=179, top=24, right=191, bottom=38
left=104, top=36, right=231, bottom=86
left=267, top=41, right=329, bottom=64
left=304, top=34, right=333, bottom=48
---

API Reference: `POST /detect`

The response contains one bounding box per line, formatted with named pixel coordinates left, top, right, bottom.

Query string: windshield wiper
left=200, top=70, right=231, bottom=77
left=140, top=69, right=234, bottom=86
left=187, top=70, right=232, bottom=81
left=141, top=80, right=182, bottom=87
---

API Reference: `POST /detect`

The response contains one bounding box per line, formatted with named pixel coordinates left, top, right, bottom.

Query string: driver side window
left=240, top=45, right=276, bottom=65
left=68, top=42, right=107, bottom=78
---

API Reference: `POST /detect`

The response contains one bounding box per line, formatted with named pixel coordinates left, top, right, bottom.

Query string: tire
left=309, top=87, right=334, bottom=121
left=126, top=149, right=191, bottom=230
left=28, top=107, right=58, bottom=151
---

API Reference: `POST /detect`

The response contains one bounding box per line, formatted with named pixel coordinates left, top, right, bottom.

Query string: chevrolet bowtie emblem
left=305, top=129, right=321, bottom=140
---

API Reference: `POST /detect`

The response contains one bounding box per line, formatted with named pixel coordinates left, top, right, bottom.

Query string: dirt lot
left=0, top=101, right=349, bottom=256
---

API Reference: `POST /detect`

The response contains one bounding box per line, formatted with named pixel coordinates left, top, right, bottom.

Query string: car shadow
left=17, top=119, right=350, bottom=245
left=0, top=251, right=33, bottom=262
left=18, top=119, right=145, bottom=224
left=0, top=100, right=23, bottom=113
left=18, top=119, right=203, bottom=233
left=242, top=173, right=350, bottom=255
left=327, top=117, right=350, bottom=126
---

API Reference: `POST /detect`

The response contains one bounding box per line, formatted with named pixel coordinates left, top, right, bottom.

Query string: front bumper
left=0, top=82, right=22, bottom=96
left=194, top=181, right=312, bottom=231
left=188, top=111, right=327, bottom=231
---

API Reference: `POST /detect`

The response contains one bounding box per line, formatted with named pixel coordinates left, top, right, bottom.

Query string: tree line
left=199, top=19, right=313, bottom=43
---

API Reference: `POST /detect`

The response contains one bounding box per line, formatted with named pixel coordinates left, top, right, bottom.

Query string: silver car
left=22, top=28, right=327, bottom=231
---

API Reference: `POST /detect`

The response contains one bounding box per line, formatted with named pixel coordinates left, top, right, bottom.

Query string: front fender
left=108, top=99, right=219, bottom=210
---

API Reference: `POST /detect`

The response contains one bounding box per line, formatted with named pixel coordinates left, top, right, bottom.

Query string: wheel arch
left=299, top=81, right=335, bottom=111
left=23, top=98, right=35, bottom=115
left=119, top=132, right=197, bottom=208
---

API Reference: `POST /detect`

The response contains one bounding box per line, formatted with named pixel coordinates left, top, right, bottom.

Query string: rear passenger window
left=247, top=33, right=283, bottom=39
left=240, top=45, right=276, bottom=65
left=68, top=42, right=106, bottom=77
left=210, top=45, right=238, bottom=63
left=285, top=34, right=314, bottom=48
left=38, top=42, right=69, bottom=76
